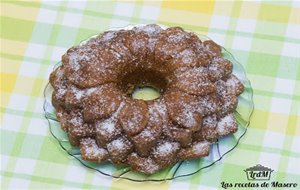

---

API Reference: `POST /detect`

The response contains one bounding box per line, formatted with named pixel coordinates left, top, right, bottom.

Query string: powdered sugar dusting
left=68, top=53, right=81, bottom=71
left=69, top=115, right=82, bottom=126
left=81, top=138, right=108, bottom=161
left=101, top=31, right=117, bottom=42
left=134, top=24, right=163, bottom=36
left=127, top=112, right=143, bottom=130
left=216, top=113, right=236, bottom=135
left=120, top=101, right=147, bottom=135
left=224, top=75, right=243, bottom=95
left=56, top=66, right=64, bottom=78
left=139, top=129, right=152, bottom=138
left=174, top=67, right=216, bottom=95
left=56, top=111, right=63, bottom=118
left=152, top=100, right=168, bottom=125
left=137, top=158, right=159, bottom=174
left=85, top=85, right=123, bottom=119
left=68, top=52, right=87, bottom=71
left=85, top=87, right=98, bottom=95
left=218, top=114, right=234, bottom=127
left=66, top=46, right=99, bottom=76
left=69, top=85, right=85, bottom=100
left=129, top=153, right=160, bottom=174
left=197, top=96, right=219, bottom=116
left=192, top=141, right=210, bottom=154
left=57, top=87, right=67, bottom=97
left=226, top=75, right=238, bottom=86
left=110, top=138, right=124, bottom=150
left=101, top=121, right=115, bottom=134
left=107, top=137, right=130, bottom=152
left=155, top=141, right=179, bottom=156
left=96, top=101, right=124, bottom=135
left=180, top=104, right=198, bottom=128
left=66, top=86, right=100, bottom=107
left=168, top=33, right=186, bottom=43
left=202, top=114, right=217, bottom=128
left=165, top=92, right=201, bottom=129
left=176, top=49, right=196, bottom=64
left=132, top=39, right=146, bottom=52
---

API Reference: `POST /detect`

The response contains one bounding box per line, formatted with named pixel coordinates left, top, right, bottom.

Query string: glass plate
left=43, top=25, right=254, bottom=182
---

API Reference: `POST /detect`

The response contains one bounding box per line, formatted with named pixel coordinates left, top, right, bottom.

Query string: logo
left=244, top=164, right=273, bottom=180
left=220, top=164, right=298, bottom=189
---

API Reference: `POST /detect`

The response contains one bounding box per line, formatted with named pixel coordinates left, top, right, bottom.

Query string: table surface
left=1, top=1, right=299, bottom=189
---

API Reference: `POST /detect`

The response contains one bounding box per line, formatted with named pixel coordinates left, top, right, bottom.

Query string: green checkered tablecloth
left=1, top=1, right=299, bottom=189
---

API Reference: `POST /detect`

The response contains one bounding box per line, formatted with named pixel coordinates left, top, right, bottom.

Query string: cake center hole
left=118, top=68, right=167, bottom=100
left=132, top=85, right=161, bottom=101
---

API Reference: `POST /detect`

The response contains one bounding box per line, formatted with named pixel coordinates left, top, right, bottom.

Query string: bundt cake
left=49, top=24, right=244, bottom=174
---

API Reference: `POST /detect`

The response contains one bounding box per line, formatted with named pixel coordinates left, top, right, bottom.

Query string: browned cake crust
left=49, top=24, right=244, bottom=174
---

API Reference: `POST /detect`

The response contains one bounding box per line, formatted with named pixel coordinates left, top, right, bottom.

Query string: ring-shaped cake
left=49, top=24, right=244, bottom=174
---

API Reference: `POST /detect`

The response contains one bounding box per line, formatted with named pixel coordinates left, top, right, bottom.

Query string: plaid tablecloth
left=1, top=1, right=299, bottom=189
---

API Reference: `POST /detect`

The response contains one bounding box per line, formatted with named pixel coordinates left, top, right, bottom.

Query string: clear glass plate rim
left=43, top=25, right=255, bottom=182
